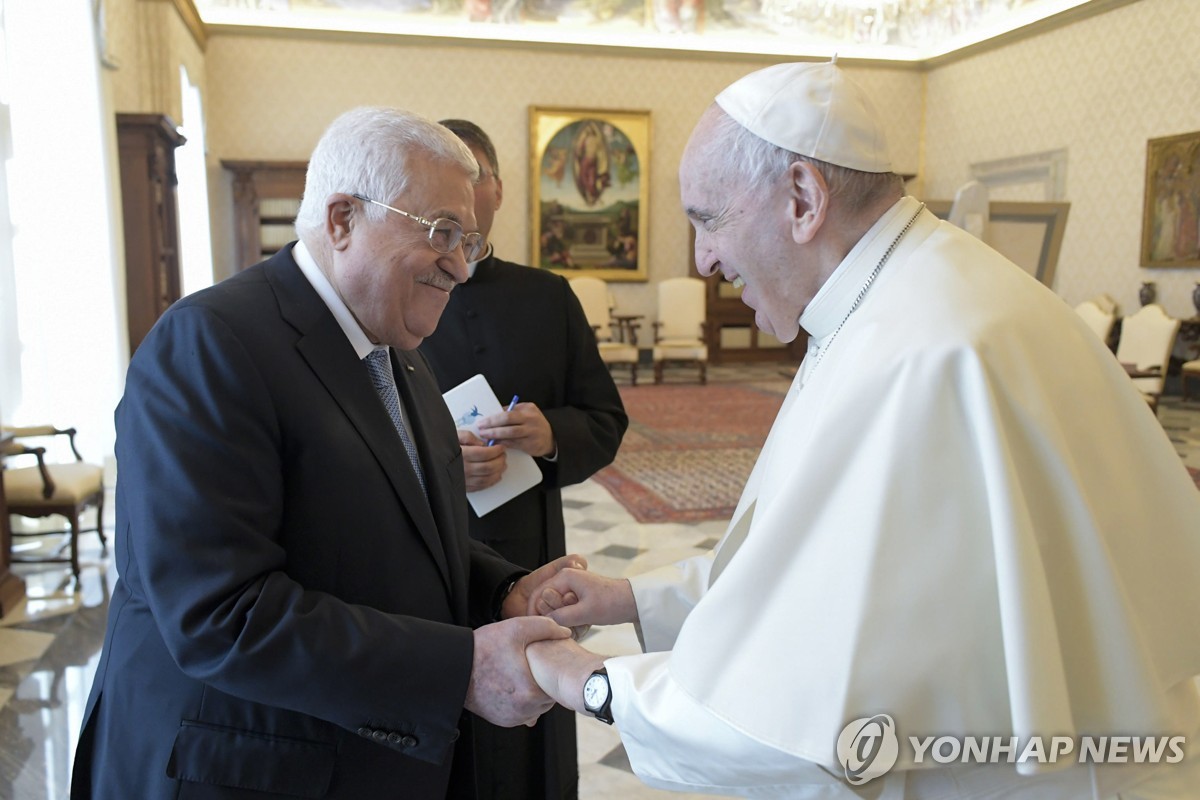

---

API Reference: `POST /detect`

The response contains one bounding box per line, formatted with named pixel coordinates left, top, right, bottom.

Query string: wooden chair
left=652, top=277, right=709, bottom=384
left=2, top=425, right=106, bottom=582
left=568, top=276, right=640, bottom=385
left=1183, top=360, right=1200, bottom=402
left=1114, top=304, right=1180, bottom=415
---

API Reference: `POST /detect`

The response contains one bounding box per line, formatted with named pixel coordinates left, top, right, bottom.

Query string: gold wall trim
left=170, top=0, right=207, bottom=51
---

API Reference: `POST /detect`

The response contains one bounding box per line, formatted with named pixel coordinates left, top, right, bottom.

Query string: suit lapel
left=264, top=249, right=453, bottom=594
left=392, top=349, right=471, bottom=620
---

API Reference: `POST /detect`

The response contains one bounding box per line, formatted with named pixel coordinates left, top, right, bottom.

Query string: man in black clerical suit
left=420, top=120, right=627, bottom=800
left=70, top=107, right=583, bottom=800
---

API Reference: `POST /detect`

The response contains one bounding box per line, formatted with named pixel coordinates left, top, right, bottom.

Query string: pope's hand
left=501, top=554, right=589, bottom=621
left=525, top=637, right=606, bottom=715
left=527, top=569, right=638, bottom=630
left=465, top=616, right=571, bottom=728
left=458, top=429, right=506, bottom=492
left=476, top=402, right=556, bottom=459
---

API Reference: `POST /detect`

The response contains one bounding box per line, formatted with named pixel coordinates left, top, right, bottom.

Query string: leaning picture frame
left=927, top=200, right=1070, bottom=288
left=529, top=106, right=650, bottom=282
left=1140, top=131, right=1200, bottom=268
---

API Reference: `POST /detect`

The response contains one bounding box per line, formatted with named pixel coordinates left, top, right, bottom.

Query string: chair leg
left=95, top=487, right=108, bottom=551
left=67, top=510, right=81, bottom=583
left=654, top=361, right=664, bottom=384
left=699, top=362, right=707, bottom=385
left=630, top=363, right=638, bottom=387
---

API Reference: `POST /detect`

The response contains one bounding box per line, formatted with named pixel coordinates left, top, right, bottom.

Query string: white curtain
left=2, top=0, right=124, bottom=465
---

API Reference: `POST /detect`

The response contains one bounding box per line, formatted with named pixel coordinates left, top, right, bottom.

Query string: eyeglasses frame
left=350, top=192, right=484, bottom=261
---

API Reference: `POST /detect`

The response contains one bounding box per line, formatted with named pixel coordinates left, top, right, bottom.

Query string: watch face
left=583, top=673, right=610, bottom=710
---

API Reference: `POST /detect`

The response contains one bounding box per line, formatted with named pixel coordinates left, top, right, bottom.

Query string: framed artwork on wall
left=1141, top=131, right=1200, bottom=268
left=529, top=107, right=650, bottom=282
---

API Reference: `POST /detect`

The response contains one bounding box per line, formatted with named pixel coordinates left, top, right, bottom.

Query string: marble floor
left=2, top=365, right=1199, bottom=800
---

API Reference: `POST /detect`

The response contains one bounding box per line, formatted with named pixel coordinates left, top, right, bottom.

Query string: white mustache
left=417, top=273, right=456, bottom=292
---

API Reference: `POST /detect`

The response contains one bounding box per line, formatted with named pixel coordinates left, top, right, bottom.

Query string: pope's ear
left=325, top=193, right=357, bottom=251
left=494, top=175, right=504, bottom=211
left=787, top=161, right=829, bottom=245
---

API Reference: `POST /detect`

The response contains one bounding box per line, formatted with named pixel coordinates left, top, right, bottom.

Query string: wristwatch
left=582, top=668, right=614, bottom=724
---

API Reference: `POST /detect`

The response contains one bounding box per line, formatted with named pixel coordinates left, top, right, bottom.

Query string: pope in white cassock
left=524, top=59, right=1200, bottom=799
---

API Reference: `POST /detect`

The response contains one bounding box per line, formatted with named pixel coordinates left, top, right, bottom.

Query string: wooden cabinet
left=691, top=224, right=806, bottom=363
left=222, top=160, right=307, bottom=270
left=704, top=273, right=807, bottom=363
left=117, top=113, right=185, bottom=354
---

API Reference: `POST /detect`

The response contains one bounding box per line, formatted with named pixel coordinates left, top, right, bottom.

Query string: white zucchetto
left=715, top=57, right=894, bottom=173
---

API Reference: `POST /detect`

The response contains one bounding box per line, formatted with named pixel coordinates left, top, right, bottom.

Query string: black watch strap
left=584, top=668, right=614, bottom=725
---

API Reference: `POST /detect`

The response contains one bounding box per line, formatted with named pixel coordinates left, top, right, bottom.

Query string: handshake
left=464, top=555, right=636, bottom=728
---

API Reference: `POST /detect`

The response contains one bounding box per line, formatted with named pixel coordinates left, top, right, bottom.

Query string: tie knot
left=364, top=348, right=392, bottom=381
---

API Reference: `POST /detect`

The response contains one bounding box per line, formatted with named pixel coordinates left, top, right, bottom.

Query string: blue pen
left=487, top=395, right=519, bottom=446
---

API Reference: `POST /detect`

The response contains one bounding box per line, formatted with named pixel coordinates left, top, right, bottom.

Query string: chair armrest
left=1, top=442, right=56, bottom=499
left=3, top=425, right=82, bottom=461
left=652, top=320, right=663, bottom=344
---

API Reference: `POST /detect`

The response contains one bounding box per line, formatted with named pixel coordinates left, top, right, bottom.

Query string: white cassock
left=604, top=197, right=1200, bottom=799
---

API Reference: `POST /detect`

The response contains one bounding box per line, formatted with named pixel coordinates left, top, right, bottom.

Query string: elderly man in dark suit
left=420, top=120, right=627, bottom=800
left=70, top=107, right=581, bottom=800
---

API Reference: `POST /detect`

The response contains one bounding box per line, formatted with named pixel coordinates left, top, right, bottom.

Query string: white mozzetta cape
left=607, top=198, right=1200, bottom=798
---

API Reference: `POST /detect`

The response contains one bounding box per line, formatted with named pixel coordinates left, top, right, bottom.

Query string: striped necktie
left=364, top=348, right=427, bottom=493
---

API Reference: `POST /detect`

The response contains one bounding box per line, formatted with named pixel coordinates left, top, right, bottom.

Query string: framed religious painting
left=529, top=107, right=650, bottom=281
left=1141, top=131, right=1200, bottom=268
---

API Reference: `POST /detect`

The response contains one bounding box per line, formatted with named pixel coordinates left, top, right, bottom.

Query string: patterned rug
left=594, top=383, right=787, bottom=523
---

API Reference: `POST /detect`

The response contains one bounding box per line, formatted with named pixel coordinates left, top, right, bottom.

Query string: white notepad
left=441, top=374, right=543, bottom=516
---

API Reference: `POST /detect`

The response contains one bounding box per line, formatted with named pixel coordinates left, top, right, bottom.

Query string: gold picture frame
left=529, top=107, right=650, bottom=282
left=1141, top=131, right=1200, bottom=268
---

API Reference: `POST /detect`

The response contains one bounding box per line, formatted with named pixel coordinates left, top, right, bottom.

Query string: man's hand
left=527, top=569, right=638, bottom=630
left=502, top=554, right=589, bottom=620
left=458, top=429, right=506, bottom=492
left=525, top=638, right=607, bottom=714
left=465, top=616, right=572, bottom=728
left=476, top=402, right=555, bottom=458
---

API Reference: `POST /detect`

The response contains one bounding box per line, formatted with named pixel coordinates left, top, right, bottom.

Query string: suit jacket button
left=401, top=735, right=419, bottom=748
left=372, top=730, right=388, bottom=742
left=357, top=727, right=372, bottom=738
left=466, top=310, right=477, bottom=319
left=473, top=344, right=485, bottom=354
left=387, top=733, right=402, bottom=745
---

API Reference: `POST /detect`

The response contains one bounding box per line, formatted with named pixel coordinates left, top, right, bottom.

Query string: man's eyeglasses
left=352, top=193, right=485, bottom=262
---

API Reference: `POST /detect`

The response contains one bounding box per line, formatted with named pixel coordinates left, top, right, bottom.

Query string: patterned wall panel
left=924, top=0, right=1200, bottom=318
left=203, top=37, right=923, bottom=315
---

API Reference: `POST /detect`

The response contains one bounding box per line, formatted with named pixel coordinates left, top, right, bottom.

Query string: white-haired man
left=526, top=61, right=1200, bottom=798
left=72, top=107, right=581, bottom=799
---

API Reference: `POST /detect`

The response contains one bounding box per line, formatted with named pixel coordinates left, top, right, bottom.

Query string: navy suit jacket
left=71, top=246, right=518, bottom=799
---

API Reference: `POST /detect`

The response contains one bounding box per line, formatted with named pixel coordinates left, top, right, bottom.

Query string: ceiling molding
left=922, top=0, right=1139, bottom=69
left=195, top=0, right=1137, bottom=68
